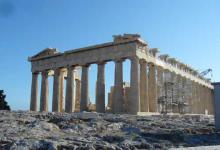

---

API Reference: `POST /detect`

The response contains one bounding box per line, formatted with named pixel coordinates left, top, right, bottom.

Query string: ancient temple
left=28, top=34, right=214, bottom=115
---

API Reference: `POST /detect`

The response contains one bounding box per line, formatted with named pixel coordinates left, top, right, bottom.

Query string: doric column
left=40, top=71, right=49, bottom=112
left=171, top=72, right=178, bottom=113
left=181, top=77, right=187, bottom=114
left=194, top=82, right=199, bottom=114
left=140, top=59, right=148, bottom=112
left=112, top=59, right=124, bottom=113
left=52, top=68, right=62, bottom=112
left=197, top=84, right=202, bottom=114
left=186, top=79, right=193, bottom=114
left=65, top=66, right=76, bottom=113
left=80, top=64, right=90, bottom=111
left=148, top=63, right=157, bottom=112
left=201, top=85, right=206, bottom=114
left=210, top=89, right=214, bottom=115
left=204, top=87, right=209, bottom=115
left=30, top=72, right=39, bottom=111
left=59, top=71, right=64, bottom=112
left=75, top=79, right=81, bottom=112
left=157, top=66, right=164, bottom=113
left=128, top=57, right=140, bottom=114
left=157, top=66, right=163, bottom=98
left=191, top=81, right=197, bottom=114
left=96, top=62, right=106, bottom=113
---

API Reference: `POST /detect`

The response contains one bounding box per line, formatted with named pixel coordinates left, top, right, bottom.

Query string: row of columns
left=156, top=67, right=214, bottom=115
left=30, top=57, right=153, bottom=114
left=30, top=56, right=213, bottom=115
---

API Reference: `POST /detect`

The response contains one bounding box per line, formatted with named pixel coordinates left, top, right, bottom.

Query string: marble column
left=75, top=79, right=81, bottom=112
left=202, top=85, right=206, bottom=114
left=80, top=65, right=89, bottom=111
left=65, top=66, right=76, bottom=113
left=157, top=66, right=163, bottom=98
left=197, top=84, right=202, bottom=114
left=181, top=77, right=187, bottom=114
left=30, top=72, right=39, bottom=111
left=40, top=71, right=49, bottom=112
left=112, top=59, right=124, bottom=113
left=210, top=89, right=214, bottom=115
left=186, top=79, right=193, bottom=113
left=171, top=72, right=179, bottom=113
left=96, top=62, right=105, bottom=113
left=52, top=68, right=62, bottom=112
left=157, top=66, right=164, bottom=113
left=128, top=57, right=140, bottom=114
left=183, top=78, right=190, bottom=113
left=204, top=87, right=209, bottom=115
left=140, top=59, right=148, bottom=112
left=148, top=63, right=157, bottom=112
left=194, top=82, right=199, bottom=114
left=59, top=71, right=64, bottom=112
left=191, top=81, right=197, bottom=114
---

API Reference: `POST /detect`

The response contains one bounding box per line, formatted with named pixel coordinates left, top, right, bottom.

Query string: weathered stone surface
left=0, top=111, right=218, bottom=149
left=29, top=34, right=214, bottom=115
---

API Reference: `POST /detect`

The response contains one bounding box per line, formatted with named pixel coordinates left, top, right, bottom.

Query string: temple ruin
left=28, top=34, right=214, bottom=115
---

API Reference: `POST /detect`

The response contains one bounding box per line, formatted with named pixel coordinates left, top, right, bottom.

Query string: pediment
left=30, top=48, right=60, bottom=60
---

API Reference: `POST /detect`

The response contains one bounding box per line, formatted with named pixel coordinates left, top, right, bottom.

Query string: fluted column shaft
left=75, top=79, right=81, bottom=111
left=80, top=65, right=89, bottom=111
left=157, top=66, right=163, bottom=98
left=40, top=71, right=49, bottom=112
left=113, top=59, right=124, bottom=113
left=148, top=63, right=157, bottom=112
left=194, top=82, right=199, bottom=114
left=52, top=68, right=62, bottom=112
left=201, top=85, right=206, bottom=114
left=210, top=89, right=214, bottom=115
left=65, top=66, right=76, bottom=113
left=191, top=81, right=197, bottom=114
left=30, top=72, right=39, bottom=111
left=181, top=77, right=187, bottom=114
left=140, top=60, right=148, bottom=112
left=128, top=57, right=140, bottom=114
left=186, top=79, right=193, bottom=113
left=59, top=71, right=64, bottom=112
left=96, top=62, right=105, bottom=113
left=196, top=84, right=202, bottom=114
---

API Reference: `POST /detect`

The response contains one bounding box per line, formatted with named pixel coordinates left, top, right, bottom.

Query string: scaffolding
left=158, top=76, right=189, bottom=114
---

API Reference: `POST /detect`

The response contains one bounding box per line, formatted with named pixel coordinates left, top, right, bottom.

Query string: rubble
left=0, top=111, right=219, bottom=149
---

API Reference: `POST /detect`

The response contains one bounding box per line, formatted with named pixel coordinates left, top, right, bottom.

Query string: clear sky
left=0, top=0, right=219, bottom=110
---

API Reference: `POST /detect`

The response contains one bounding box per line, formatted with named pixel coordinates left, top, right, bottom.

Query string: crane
left=199, top=68, right=213, bottom=78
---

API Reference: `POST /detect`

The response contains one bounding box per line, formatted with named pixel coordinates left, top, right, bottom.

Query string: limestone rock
left=0, top=111, right=218, bottom=149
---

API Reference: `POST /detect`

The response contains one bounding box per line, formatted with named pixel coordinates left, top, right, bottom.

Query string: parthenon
left=28, top=34, right=214, bottom=115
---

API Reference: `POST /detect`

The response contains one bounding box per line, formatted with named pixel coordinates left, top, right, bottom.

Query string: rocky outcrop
left=0, top=111, right=219, bottom=150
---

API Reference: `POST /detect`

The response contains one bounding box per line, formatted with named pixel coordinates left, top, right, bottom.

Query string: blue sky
left=0, top=0, right=219, bottom=110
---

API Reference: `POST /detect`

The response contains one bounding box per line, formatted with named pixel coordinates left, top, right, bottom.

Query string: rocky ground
left=0, top=111, right=219, bottom=150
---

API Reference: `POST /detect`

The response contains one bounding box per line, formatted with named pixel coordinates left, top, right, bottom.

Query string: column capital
left=97, top=61, right=106, bottom=65
left=41, top=70, right=50, bottom=76
left=139, top=59, right=147, bottom=64
left=128, top=56, right=139, bottom=61
left=148, top=62, right=155, bottom=66
left=32, top=71, right=39, bottom=75
left=66, top=65, right=76, bottom=71
left=67, top=65, right=76, bottom=68
left=53, top=68, right=63, bottom=76
left=82, top=63, right=90, bottom=67
left=114, top=58, right=124, bottom=63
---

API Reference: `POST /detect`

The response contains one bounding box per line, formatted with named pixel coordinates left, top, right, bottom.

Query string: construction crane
left=199, top=68, right=213, bottom=79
